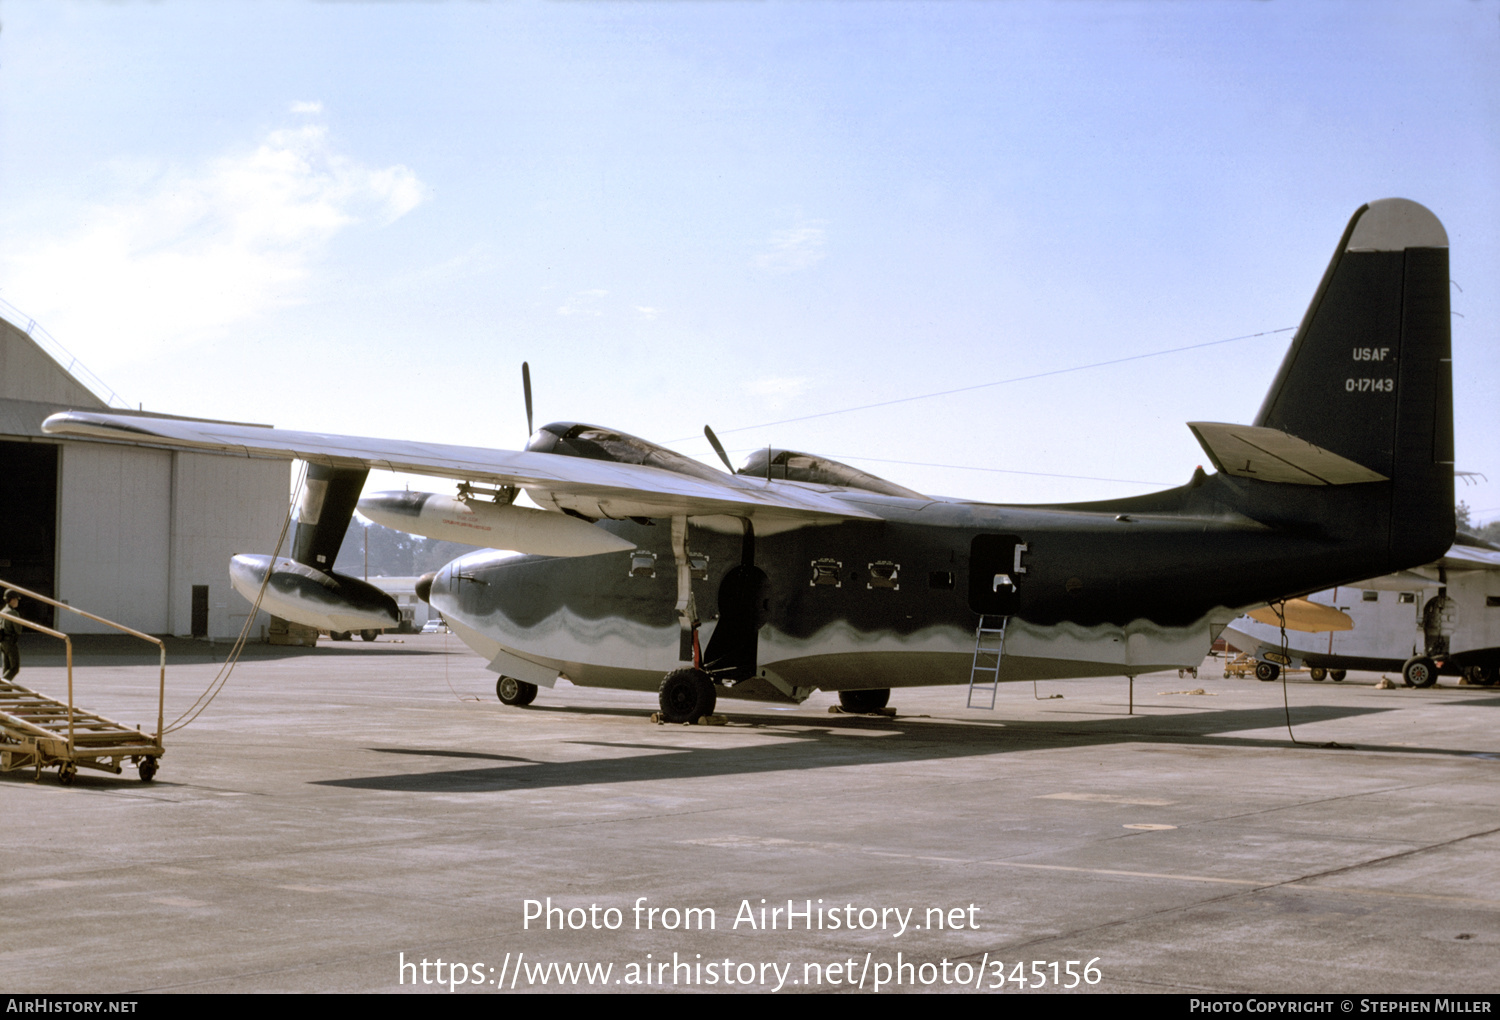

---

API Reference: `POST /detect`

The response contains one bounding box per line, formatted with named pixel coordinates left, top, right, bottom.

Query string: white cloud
left=557, top=290, right=608, bottom=317
left=744, top=375, right=810, bottom=410
left=753, top=224, right=827, bottom=273
left=746, top=376, right=810, bottom=398
left=289, top=100, right=324, bottom=114
left=634, top=306, right=660, bottom=320
left=1, top=122, right=428, bottom=365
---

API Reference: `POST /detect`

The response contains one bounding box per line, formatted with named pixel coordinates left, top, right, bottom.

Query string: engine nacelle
left=358, top=491, right=636, bottom=557
left=230, top=554, right=399, bottom=632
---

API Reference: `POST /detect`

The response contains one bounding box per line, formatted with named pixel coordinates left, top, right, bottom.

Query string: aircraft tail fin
left=1233, top=199, right=1453, bottom=565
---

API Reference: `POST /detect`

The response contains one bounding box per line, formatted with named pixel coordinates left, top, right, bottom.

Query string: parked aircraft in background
left=45, top=199, right=1456, bottom=722
left=1223, top=532, right=1500, bottom=687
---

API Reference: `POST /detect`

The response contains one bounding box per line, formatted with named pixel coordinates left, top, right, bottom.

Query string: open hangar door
left=0, top=439, right=57, bottom=628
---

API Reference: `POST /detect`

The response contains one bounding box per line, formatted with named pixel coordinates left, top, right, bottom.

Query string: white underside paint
left=435, top=594, right=1243, bottom=695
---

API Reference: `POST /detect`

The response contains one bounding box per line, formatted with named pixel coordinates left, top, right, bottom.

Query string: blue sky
left=2, top=1, right=1497, bottom=522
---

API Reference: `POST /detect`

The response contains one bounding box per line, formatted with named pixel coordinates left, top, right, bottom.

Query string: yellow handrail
left=1, top=580, right=166, bottom=746
left=0, top=613, right=74, bottom=752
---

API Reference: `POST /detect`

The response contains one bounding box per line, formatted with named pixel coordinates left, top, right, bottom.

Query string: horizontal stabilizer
left=1187, top=422, right=1388, bottom=486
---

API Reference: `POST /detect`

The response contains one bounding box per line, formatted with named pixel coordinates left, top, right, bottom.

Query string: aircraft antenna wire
left=163, top=461, right=308, bottom=734
left=671, top=326, right=1296, bottom=443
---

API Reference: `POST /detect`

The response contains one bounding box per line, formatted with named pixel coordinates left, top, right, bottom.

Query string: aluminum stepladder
left=967, top=614, right=1008, bottom=709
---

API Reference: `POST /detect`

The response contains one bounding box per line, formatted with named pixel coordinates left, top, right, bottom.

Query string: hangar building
left=1, top=313, right=290, bottom=639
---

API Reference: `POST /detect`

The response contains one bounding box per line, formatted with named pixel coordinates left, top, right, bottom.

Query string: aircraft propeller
left=522, top=361, right=535, bottom=438
left=704, top=425, right=736, bottom=475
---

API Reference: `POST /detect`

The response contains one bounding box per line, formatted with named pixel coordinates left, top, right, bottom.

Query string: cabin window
left=629, top=551, right=657, bottom=578
left=1362, top=590, right=1380, bottom=602
left=1398, top=592, right=1416, bottom=604
left=689, top=554, right=709, bottom=580
left=929, top=571, right=954, bottom=590
left=810, top=559, right=842, bottom=587
left=1487, top=596, right=1500, bottom=608
left=867, top=561, right=899, bottom=590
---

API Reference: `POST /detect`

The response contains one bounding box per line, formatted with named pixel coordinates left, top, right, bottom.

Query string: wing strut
left=670, top=516, right=702, bottom=668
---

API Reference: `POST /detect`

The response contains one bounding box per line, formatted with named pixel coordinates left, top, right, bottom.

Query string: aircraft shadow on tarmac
left=313, top=702, right=1488, bottom=795
left=21, top=635, right=459, bottom=667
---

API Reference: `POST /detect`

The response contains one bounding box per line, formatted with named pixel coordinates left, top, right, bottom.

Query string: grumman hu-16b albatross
left=44, top=199, right=1457, bottom=723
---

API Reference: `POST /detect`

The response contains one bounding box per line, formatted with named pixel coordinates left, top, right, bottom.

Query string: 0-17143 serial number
left=1346, top=377, right=1394, bottom=392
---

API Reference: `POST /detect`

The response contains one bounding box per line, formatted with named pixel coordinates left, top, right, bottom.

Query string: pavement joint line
left=682, top=837, right=1266, bottom=886
left=1176, top=786, right=1458, bottom=834
left=1273, top=883, right=1500, bottom=909
left=973, top=860, right=1263, bottom=886
left=1193, top=777, right=1466, bottom=827
left=984, top=822, right=1500, bottom=962
left=1265, top=821, right=1500, bottom=890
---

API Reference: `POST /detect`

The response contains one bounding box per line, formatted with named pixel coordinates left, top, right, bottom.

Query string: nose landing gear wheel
left=496, top=676, right=538, bottom=706
left=658, top=668, right=716, bottom=723
left=1309, top=666, right=1327, bottom=682
left=1330, top=669, right=1347, bottom=682
left=1254, top=661, right=1280, bottom=682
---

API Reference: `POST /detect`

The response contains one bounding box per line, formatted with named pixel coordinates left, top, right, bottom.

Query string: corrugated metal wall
left=57, top=443, right=172, bottom=633
left=52, top=443, right=288, bottom=638
left=169, top=451, right=288, bottom=639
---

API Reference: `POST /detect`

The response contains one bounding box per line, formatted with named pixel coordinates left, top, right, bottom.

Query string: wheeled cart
left=0, top=582, right=165, bottom=785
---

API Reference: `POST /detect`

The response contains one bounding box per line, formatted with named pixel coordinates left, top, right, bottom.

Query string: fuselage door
left=968, top=534, right=1029, bottom=615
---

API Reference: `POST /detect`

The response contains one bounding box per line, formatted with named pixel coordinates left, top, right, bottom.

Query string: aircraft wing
left=1245, top=598, right=1354, bottom=633
left=1335, top=542, right=1500, bottom=591
left=1439, top=544, right=1500, bottom=573
left=40, top=411, right=881, bottom=523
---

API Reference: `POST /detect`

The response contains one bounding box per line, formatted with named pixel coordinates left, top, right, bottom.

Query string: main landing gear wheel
left=658, top=668, right=716, bottom=724
left=1330, top=669, right=1347, bottom=682
left=1255, top=661, right=1280, bottom=682
left=137, top=757, right=158, bottom=783
left=1482, top=665, right=1500, bottom=688
left=1402, top=656, right=1438, bottom=688
left=330, top=631, right=352, bottom=642
left=838, top=688, right=891, bottom=713
left=1309, top=666, right=1328, bottom=682
left=359, top=629, right=379, bottom=642
left=496, top=676, right=538, bottom=707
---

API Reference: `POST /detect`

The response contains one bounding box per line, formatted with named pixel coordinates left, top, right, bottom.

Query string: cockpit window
left=528, top=422, right=727, bottom=483
left=738, top=449, right=924, bottom=499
